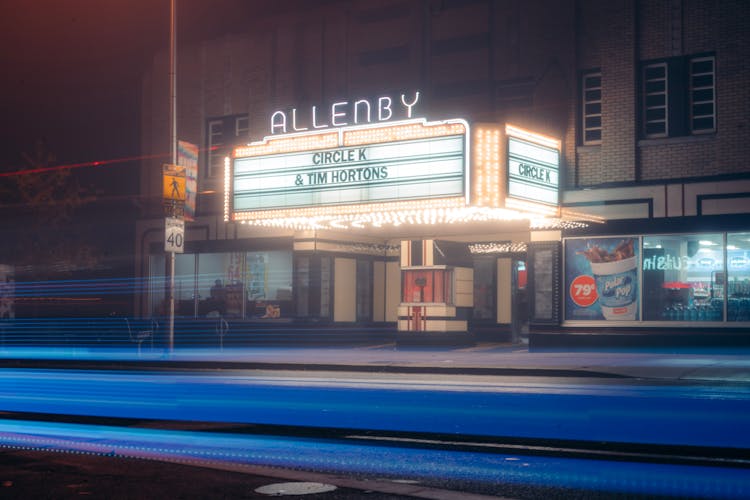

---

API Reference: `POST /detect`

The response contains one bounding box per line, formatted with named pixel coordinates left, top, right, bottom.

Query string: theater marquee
left=227, top=118, right=469, bottom=221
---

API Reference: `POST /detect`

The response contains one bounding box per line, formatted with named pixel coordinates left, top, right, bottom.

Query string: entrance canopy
left=225, top=119, right=599, bottom=232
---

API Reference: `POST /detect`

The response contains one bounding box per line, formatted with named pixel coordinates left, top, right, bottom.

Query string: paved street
left=0, top=448, right=425, bottom=500
left=1, top=342, right=749, bottom=499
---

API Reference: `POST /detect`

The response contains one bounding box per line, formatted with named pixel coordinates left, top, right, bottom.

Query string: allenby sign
left=270, top=91, right=421, bottom=135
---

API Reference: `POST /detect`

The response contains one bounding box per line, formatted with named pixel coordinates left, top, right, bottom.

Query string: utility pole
left=167, top=0, right=178, bottom=354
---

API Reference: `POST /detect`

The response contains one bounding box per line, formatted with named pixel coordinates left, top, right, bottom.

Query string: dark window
left=205, top=114, right=250, bottom=178
left=581, top=71, right=602, bottom=144
left=642, top=63, right=668, bottom=138
left=640, top=54, right=715, bottom=139
left=690, top=57, right=715, bottom=134
left=207, top=119, right=224, bottom=178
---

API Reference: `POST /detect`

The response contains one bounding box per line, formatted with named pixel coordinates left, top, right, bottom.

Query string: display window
left=147, top=253, right=196, bottom=317
left=727, top=233, right=750, bottom=322
left=642, top=234, right=723, bottom=321
left=564, top=232, right=750, bottom=324
left=149, top=250, right=292, bottom=319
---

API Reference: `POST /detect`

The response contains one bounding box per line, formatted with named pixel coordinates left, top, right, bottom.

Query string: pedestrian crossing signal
left=163, top=164, right=186, bottom=201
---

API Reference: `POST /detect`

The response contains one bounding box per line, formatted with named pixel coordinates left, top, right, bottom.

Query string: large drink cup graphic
left=590, top=256, right=637, bottom=320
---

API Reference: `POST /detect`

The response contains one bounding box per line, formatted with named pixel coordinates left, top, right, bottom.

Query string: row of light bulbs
left=234, top=206, right=588, bottom=231
left=226, top=120, right=594, bottom=229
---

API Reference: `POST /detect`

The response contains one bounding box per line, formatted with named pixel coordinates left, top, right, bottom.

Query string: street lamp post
left=167, top=0, right=178, bottom=353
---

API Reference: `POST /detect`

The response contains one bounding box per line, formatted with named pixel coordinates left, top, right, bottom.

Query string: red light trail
left=0, top=152, right=171, bottom=178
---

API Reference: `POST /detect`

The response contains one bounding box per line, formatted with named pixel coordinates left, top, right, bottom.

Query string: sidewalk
left=3, top=342, right=750, bottom=383
left=171, top=343, right=750, bottom=382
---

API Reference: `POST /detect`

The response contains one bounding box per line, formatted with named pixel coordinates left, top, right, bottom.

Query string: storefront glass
left=642, top=234, right=723, bottom=321
left=245, top=251, right=293, bottom=319
left=320, top=257, right=331, bottom=318
left=356, top=260, right=372, bottom=321
left=294, top=257, right=310, bottom=317
left=293, top=255, right=332, bottom=320
left=197, top=253, right=243, bottom=317
left=727, top=232, right=750, bottom=321
left=563, top=233, right=750, bottom=324
left=148, top=254, right=166, bottom=317
left=473, top=259, right=495, bottom=320
left=150, top=250, right=292, bottom=319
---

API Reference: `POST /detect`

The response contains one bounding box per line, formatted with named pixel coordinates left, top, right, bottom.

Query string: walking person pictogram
left=171, top=177, right=181, bottom=199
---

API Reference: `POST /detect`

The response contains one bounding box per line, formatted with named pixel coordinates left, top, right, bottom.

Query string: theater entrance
left=470, top=254, right=528, bottom=342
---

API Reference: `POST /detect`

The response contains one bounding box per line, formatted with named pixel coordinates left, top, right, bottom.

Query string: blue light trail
left=1, top=418, right=748, bottom=499
left=1, top=367, right=749, bottom=449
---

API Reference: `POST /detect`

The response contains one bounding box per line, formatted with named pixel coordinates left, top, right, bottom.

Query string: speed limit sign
left=165, top=217, right=185, bottom=253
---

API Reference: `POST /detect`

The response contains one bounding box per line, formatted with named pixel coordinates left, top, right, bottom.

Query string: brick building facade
left=135, top=1, right=750, bottom=343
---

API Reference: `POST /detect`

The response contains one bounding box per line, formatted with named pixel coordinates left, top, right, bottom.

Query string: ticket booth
left=398, top=240, right=473, bottom=335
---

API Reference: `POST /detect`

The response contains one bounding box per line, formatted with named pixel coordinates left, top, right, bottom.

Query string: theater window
left=640, top=54, right=715, bottom=139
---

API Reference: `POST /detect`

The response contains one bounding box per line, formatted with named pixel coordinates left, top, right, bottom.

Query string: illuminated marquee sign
left=229, top=119, right=469, bottom=220
left=270, top=91, right=421, bottom=135
left=506, top=128, right=560, bottom=207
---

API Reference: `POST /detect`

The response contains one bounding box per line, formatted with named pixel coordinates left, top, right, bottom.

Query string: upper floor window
left=207, top=120, right=224, bottom=177
left=236, top=116, right=249, bottom=139
left=206, top=114, right=249, bottom=178
left=643, top=63, right=668, bottom=137
left=690, top=56, right=715, bottom=134
left=581, top=71, right=602, bottom=145
left=640, top=54, right=715, bottom=139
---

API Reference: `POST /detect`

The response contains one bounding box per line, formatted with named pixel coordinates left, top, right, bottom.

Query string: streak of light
left=0, top=366, right=749, bottom=450
left=0, top=419, right=748, bottom=499
left=0, top=153, right=168, bottom=177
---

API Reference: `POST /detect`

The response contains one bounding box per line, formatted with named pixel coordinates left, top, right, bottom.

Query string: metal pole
left=168, top=0, right=178, bottom=354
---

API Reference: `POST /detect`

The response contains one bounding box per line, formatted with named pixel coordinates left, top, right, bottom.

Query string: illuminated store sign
left=230, top=119, right=469, bottom=219
left=507, top=134, right=560, bottom=206
left=270, top=91, right=421, bottom=135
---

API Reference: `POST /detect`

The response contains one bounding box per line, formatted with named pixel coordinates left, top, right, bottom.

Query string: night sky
left=0, top=0, right=291, bottom=195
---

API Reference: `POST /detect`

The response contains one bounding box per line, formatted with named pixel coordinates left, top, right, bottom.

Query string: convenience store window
left=642, top=234, right=724, bottom=321
left=727, top=233, right=750, bottom=322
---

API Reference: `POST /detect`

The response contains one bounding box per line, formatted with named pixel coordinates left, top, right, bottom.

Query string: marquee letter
left=353, top=99, right=371, bottom=124
left=331, top=101, right=348, bottom=127
left=312, top=105, right=328, bottom=129
left=291, top=108, right=308, bottom=132
left=400, top=91, right=420, bottom=118
left=378, top=96, right=392, bottom=121
left=271, top=111, right=287, bottom=134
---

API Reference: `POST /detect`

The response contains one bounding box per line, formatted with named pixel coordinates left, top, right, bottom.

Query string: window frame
left=205, top=114, right=250, bottom=178
left=207, top=119, right=224, bottom=178
left=689, top=55, right=716, bottom=134
left=639, top=53, right=716, bottom=140
left=581, top=71, right=602, bottom=145
left=235, top=116, right=249, bottom=139
left=642, top=62, right=669, bottom=139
